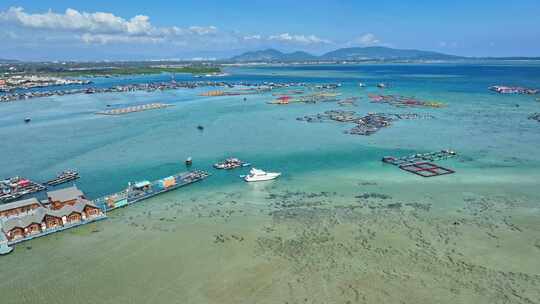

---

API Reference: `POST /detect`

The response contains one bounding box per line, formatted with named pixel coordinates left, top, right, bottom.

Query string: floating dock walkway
left=96, top=103, right=172, bottom=115
left=93, top=170, right=210, bottom=212
left=46, top=170, right=80, bottom=186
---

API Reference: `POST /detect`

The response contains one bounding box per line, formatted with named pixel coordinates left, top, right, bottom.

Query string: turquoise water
left=1, top=63, right=539, bottom=200
left=1, top=63, right=540, bottom=303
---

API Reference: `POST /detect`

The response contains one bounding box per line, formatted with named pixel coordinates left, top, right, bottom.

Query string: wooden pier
left=96, top=103, right=172, bottom=115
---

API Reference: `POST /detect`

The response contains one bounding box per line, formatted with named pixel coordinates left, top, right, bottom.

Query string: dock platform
left=382, top=150, right=457, bottom=167
left=96, top=103, right=172, bottom=115
left=93, top=170, right=210, bottom=212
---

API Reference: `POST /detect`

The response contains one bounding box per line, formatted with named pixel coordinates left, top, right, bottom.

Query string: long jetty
left=93, top=170, right=210, bottom=212
left=96, top=103, right=172, bottom=115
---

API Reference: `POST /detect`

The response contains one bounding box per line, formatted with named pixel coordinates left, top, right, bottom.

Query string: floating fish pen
left=398, top=162, right=455, bottom=177
left=93, top=170, right=210, bottom=212
left=368, top=94, right=446, bottom=108
left=298, top=110, right=436, bottom=136
left=489, top=85, right=538, bottom=95
left=213, top=158, right=251, bottom=170
left=268, top=92, right=342, bottom=105
left=96, top=103, right=172, bottom=115
left=199, top=89, right=266, bottom=97
left=382, top=150, right=457, bottom=177
left=199, top=90, right=240, bottom=97
left=0, top=177, right=46, bottom=203
left=297, top=110, right=399, bottom=136
left=272, top=90, right=304, bottom=96
left=46, top=170, right=80, bottom=186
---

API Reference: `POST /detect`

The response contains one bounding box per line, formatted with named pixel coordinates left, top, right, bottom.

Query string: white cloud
left=439, top=41, right=459, bottom=48
left=0, top=6, right=219, bottom=44
left=0, top=6, right=336, bottom=59
left=187, top=26, right=217, bottom=35
left=355, top=33, right=380, bottom=46
left=80, top=33, right=164, bottom=44
left=243, top=34, right=261, bottom=40
left=0, top=7, right=153, bottom=35
left=268, top=33, right=331, bottom=44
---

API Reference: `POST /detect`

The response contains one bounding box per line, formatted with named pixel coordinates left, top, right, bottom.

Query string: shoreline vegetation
left=46, top=66, right=222, bottom=77
left=0, top=62, right=221, bottom=78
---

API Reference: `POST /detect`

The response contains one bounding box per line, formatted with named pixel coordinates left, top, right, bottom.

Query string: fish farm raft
left=297, top=110, right=434, bottom=136
left=382, top=150, right=458, bottom=178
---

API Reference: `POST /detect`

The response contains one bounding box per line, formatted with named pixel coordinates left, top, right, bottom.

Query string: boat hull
left=244, top=173, right=281, bottom=182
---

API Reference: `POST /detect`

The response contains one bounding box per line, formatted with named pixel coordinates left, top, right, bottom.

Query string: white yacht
left=244, top=168, right=281, bottom=182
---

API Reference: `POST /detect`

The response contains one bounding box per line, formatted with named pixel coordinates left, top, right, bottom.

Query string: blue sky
left=1, top=0, right=539, bottom=60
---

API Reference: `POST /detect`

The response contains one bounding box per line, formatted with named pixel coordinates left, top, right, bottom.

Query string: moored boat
left=243, top=168, right=281, bottom=182
left=213, top=158, right=250, bottom=170
left=46, top=170, right=80, bottom=186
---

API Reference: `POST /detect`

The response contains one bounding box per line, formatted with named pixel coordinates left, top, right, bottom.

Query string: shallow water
left=1, top=63, right=539, bottom=303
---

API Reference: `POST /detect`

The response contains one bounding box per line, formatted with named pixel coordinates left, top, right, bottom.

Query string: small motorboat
left=185, top=157, right=193, bottom=166
left=197, top=125, right=204, bottom=131
left=24, top=117, right=31, bottom=123
left=46, top=170, right=80, bottom=186
left=377, top=83, right=387, bottom=88
left=214, top=158, right=250, bottom=170
left=358, top=82, right=366, bottom=88
left=243, top=168, right=281, bottom=182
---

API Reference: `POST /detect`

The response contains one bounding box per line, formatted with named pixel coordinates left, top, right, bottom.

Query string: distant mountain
left=230, top=49, right=316, bottom=62
left=229, top=46, right=464, bottom=62
left=321, top=47, right=463, bottom=60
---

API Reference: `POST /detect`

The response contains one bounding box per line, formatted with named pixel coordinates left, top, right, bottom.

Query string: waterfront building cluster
left=0, top=186, right=104, bottom=244
left=0, top=169, right=210, bottom=255
left=0, top=75, right=90, bottom=92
